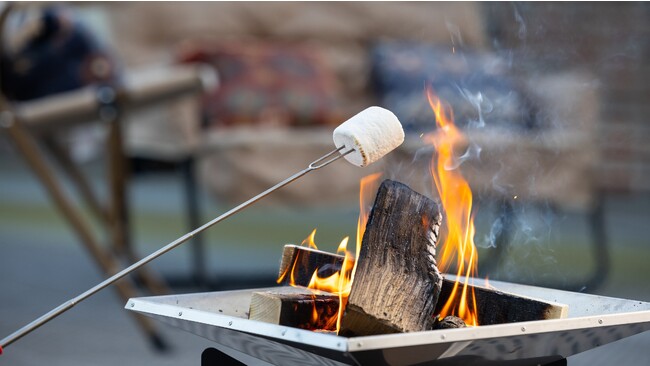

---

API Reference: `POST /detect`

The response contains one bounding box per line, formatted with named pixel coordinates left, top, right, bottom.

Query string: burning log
left=432, top=316, right=466, bottom=329
left=278, top=245, right=340, bottom=287
left=436, top=280, right=568, bottom=325
left=278, top=245, right=343, bottom=285
left=339, top=179, right=444, bottom=336
left=249, top=287, right=339, bottom=331
left=278, top=244, right=568, bottom=330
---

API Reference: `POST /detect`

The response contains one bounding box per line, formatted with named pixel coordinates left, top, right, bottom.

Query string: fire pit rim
left=126, top=279, right=650, bottom=354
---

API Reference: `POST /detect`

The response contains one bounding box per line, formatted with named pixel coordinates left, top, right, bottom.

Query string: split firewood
left=338, top=179, right=444, bottom=336
left=278, top=245, right=342, bottom=285
left=278, top=245, right=568, bottom=329
left=435, top=280, right=568, bottom=325
left=249, top=287, right=339, bottom=331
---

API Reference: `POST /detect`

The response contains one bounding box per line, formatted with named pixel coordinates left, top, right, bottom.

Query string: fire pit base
left=200, top=346, right=569, bottom=366
left=126, top=278, right=650, bottom=366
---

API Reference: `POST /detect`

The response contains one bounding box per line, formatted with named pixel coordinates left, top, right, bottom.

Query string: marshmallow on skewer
left=333, top=106, right=404, bottom=167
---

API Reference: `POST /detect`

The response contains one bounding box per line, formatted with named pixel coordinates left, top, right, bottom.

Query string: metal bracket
left=95, top=84, right=119, bottom=123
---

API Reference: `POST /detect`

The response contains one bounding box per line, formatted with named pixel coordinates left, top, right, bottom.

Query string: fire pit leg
left=544, top=359, right=567, bottom=366
left=201, top=348, right=246, bottom=366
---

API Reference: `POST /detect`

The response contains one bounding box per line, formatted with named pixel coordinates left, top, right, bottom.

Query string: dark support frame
left=200, top=347, right=567, bottom=366
left=201, top=348, right=247, bottom=366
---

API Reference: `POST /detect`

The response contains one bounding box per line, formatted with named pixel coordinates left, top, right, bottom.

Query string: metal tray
left=126, top=279, right=650, bottom=366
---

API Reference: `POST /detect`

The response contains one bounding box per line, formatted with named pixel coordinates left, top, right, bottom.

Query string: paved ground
left=1, top=152, right=649, bottom=365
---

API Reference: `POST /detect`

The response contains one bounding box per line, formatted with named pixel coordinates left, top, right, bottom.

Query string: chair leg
left=106, top=121, right=170, bottom=296
left=42, top=136, right=110, bottom=223
left=107, top=120, right=131, bottom=258
left=182, top=157, right=207, bottom=287
left=583, top=195, right=609, bottom=291
left=4, top=117, right=168, bottom=350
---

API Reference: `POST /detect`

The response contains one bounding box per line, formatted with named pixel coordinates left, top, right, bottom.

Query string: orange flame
left=424, top=88, right=479, bottom=326
left=308, top=236, right=354, bottom=331
left=302, top=173, right=383, bottom=333
left=353, top=173, right=383, bottom=278
left=303, top=228, right=318, bottom=249
left=278, top=173, right=382, bottom=333
left=275, top=228, right=320, bottom=285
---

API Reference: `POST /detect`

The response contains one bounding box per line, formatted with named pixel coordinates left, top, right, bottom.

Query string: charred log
left=249, top=287, right=339, bottom=331
left=278, top=245, right=342, bottom=285
left=435, top=280, right=568, bottom=325
left=277, top=245, right=568, bottom=330
left=339, top=179, right=444, bottom=336
left=432, top=316, right=466, bottom=329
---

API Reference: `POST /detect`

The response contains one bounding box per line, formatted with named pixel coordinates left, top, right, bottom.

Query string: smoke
left=458, top=88, right=489, bottom=129
left=512, top=4, right=527, bottom=41
left=442, top=20, right=562, bottom=282
left=401, top=3, right=646, bottom=290
left=489, top=162, right=513, bottom=196
left=400, top=9, right=611, bottom=286
left=445, top=20, right=464, bottom=50
left=479, top=216, right=502, bottom=249
left=444, top=142, right=482, bottom=171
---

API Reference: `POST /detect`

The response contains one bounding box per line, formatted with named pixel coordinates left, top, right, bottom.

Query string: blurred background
left=0, top=2, right=648, bottom=365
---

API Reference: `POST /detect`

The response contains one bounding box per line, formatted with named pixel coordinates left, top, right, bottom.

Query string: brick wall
left=483, top=3, right=650, bottom=193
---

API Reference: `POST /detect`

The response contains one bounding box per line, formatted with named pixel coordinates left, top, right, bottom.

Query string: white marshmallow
left=333, top=106, right=404, bottom=167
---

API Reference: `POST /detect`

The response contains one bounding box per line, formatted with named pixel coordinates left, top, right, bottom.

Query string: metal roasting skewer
left=0, top=146, right=353, bottom=350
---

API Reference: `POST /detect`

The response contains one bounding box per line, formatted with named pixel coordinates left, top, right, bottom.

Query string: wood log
left=278, top=245, right=568, bottom=328
left=278, top=245, right=342, bottom=287
left=249, top=287, right=339, bottom=331
left=435, top=280, right=568, bottom=325
left=278, top=245, right=342, bottom=286
left=432, top=316, right=466, bottom=329
left=339, top=179, right=444, bottom=336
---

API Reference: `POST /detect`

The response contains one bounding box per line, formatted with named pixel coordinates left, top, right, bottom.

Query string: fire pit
left=127, top=277, right=650, bottom=366
left=125, top=92, right=650, bottom=365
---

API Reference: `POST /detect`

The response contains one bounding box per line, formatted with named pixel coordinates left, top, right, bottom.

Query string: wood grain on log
left=339, top=179, right=443, bottom=336
left=435, top=280, right=568, bottom=325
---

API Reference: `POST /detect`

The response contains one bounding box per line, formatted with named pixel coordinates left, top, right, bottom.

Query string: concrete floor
left=1, top=152, right=649, bottom=365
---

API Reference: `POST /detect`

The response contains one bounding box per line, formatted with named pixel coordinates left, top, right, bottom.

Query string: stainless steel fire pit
left=126, top=278, right=650, bottom=366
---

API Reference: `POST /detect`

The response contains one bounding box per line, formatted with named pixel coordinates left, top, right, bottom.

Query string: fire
left=353, top=173, right=383, bottom=279
left=277, top=231, right=354, bottom=332
left=277, top=228, right=319, bottom=286
left=278, top=173, right=382, bottom=333
left=303, top=228, right=318, bottom=249
left=280, top=90, right=481, bottom=329
left=307, top=236, right=354, bottom=331
left=424, top=87, right=480, bottom=326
